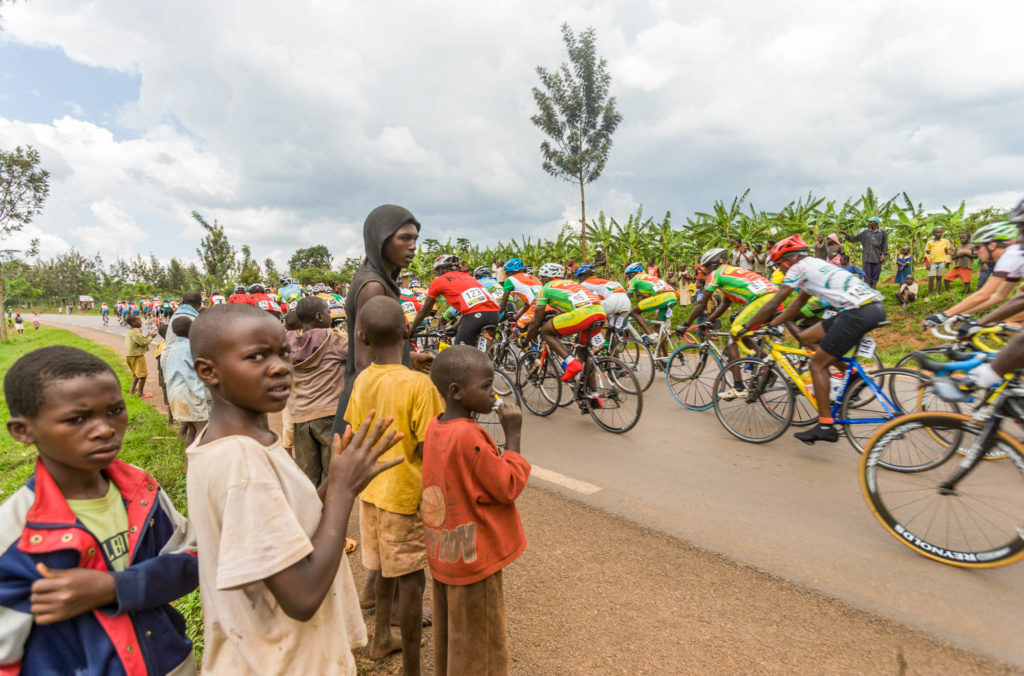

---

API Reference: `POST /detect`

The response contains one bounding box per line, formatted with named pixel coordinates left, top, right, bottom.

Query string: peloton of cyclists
left=624, top=261, right=678, bottom=351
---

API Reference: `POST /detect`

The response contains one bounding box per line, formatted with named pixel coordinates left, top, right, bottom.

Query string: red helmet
left=769, top=235, right=809, bottom=263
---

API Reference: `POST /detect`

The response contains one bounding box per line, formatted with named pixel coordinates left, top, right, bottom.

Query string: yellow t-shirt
left=771, top=268, right=785, bottom=285
left=66, top=483, right=131, bottom=571
left=345, top=363, right=445, bottom=515
left=925, top=238, right=951, bottom=264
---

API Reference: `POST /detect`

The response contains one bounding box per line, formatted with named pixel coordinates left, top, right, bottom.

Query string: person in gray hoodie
left=289, top=296, right=348, bottom=486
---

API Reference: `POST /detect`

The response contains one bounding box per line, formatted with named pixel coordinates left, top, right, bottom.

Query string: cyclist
left=227, top=284, right=255, bottom=305
left=410, top=254, right=500, bottom=347
left=100, top=302, right=110, bottom=325
left=575, top=263, right=631, bottom=336
left=497, top=258, right=542, bottom=330
left=314, top=285, right=346, bottom=325
left=209, top=289, right=227, bottom=306
left=161, top=297, right=175, bottom=321
left=624, top=261, right=678, bottom=348
left=738, top=234, right=885, bottom=445
left=924, top=219, right=1024, bottom=329
left=249, top=283, right=284, bottom=318
left=473, top=265, right=505, bottom=304
left=399, top=284, right=422, bottom=324
left=523, top=262, right=607, bottom=382
left=678, top=247, right=779, bottom=400
left=278, top=276, right=304, bottom=312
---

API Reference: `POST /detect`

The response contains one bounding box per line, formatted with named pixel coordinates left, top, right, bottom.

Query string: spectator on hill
left=896, top=275, right=919, bottom=307
left=160, top=290, right=202, bottom=372
left=895, top=246, right=913, bottom=285
left=945, top=232, right=975, bottom=294
left=824, top=234, right=845, bottom=265
left=646, top=256, right=660, bottom=277
left=840, top=254, right=866, bottom=280
left=924, top=227, right=952, bottom=295
left=752, top=243, right=767, bottom=276
left=594, top=246, right=607, bottom=273
left=814, top=234, right=827, bottom=259
left=840, top=216, right=889, bottom=288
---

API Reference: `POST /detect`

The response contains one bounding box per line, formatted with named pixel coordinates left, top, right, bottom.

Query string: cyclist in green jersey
left=624, top=262, right=678, bottom=345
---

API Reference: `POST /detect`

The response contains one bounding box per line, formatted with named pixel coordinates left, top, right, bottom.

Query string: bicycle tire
left=516, top=349, right=561, bottom=416
left=665, top=344, right=722, bottom=411
left=713, top=358, right=795, bottom=443
left=587, top=356, right=643, bottom=433
left=860, top=412, right=1024, bottom=568
left=839, top=368, right=958, bottom=458
left=612, top=336, right=656, bottom=391
left=473, top=369, right=521, bottom=450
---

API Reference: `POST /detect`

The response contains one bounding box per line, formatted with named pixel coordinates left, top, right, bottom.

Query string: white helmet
left=538, top=262, right=564, bottom=279
left=700, top=247, right=729, bottom=268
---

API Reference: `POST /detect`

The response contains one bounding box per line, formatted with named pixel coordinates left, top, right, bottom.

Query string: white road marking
left=530, top=465, right=602, bottom=495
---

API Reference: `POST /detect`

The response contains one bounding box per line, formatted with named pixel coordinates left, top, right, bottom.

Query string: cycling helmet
left=1009, top=198, right=1024, bottom=225
left=504, top=257, right=525, bottom=274
left=248, top=283, right=265, bottom=294
left=473, top=265, right=491, bottom=279
left=769, top=235, right=809, bottom=263
left=433, top=254, right=459, bottom=271
left=212, top=289, right=221, bottom=295
left=970, top=221, right=1018, bottom=244
left=624, top=262, right=644, bottom=276
left=574, top=264, right=594, bottom=279
left=234, top=285, right=245, bottom=294
left=699, top=247, right=729, bottom=268
left=538, top=262, right=564, bottom=279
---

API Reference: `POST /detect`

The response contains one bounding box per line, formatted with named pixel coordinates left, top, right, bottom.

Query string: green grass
left=0, top=326, right=203, bottom=662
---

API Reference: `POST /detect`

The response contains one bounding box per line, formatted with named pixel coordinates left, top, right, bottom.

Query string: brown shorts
left=360, top=500, right=426, bottom=577
left=125, top=355, right=148, bottom=378
left=944, top=267, right=972, bottom=283
left=433, top=572, right=509, bottom=676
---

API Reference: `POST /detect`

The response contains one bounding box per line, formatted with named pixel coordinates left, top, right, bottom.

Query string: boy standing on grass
left=124, top=315, right=156, bottom=399
left=288, top=296, right=348, bottom=486
left=165, top=316, right=210, bottom=447
left=153, top=324, right=174, bottom=425
left=423, top=346, right=530, bottom=676
left=186, top=303, right=402, bottom=674
left=0, top=346, right=199, bottom=675
left=344, top=296, right=444, bottom=675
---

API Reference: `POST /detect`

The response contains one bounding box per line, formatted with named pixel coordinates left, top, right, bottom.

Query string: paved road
left=43, top=313, right=1024, bottom=667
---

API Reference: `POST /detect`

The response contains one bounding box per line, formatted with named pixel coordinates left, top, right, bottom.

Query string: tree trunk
left=0, top=275, right=7, bottom=342
left=578, top=176, right=587, bottom=262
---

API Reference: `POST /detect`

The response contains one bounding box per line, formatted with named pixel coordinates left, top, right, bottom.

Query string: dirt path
left=46, top=316, right=1020, bottom=674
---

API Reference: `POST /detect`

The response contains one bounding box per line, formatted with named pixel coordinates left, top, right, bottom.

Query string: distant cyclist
left=249, top=283, right=283, bottom=318
left=497, top=258, right=543, bottom=330
left=739, top=234, right=885, bottom=445
left=100, top=302, right=110, bottom=325
left=208, top=289, right=227, bottom=306
left=624, top=261, right=678, bottom=347
left=574, top=263, right=631, bottom=337
left=410, top=254, right=501, bottom=347
left=473, top=265, right=505, bottom=305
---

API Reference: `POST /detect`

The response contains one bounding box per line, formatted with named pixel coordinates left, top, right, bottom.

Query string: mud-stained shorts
left=433, top=571, right=509, bottom=676
left=360, top=500, right=427, bottom=578
left=126, top=355, right=148, bottom=378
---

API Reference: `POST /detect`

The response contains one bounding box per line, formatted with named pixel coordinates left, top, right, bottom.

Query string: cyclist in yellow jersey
left=624, top=261, right=678, bottom=344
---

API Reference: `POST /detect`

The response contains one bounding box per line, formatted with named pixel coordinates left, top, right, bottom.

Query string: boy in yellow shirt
left=924, top=226, right=951, bottom=295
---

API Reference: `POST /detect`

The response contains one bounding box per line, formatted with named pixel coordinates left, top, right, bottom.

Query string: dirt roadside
left=53, top=319, right=1021, bottom=675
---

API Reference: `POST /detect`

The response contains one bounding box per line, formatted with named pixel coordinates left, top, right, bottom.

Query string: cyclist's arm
left=740, top=286, right=794, bottom=331
left=408, top=294, right=437, bottom=338
left=498, top=288, right=511, bottom=316
left=703, top=297, right=732, bottom=325
left=679, top=295, right=710, bottom=328
left=524, top=300, right=546, bottom=343
left=938, top=276, right=1016, bottom=319
left=977, top=289, right=1024, bottom=325
left=769, top=290, right=811, bottom=326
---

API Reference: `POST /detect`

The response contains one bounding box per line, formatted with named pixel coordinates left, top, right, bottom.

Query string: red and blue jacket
left=0, top=459, right=198, bottom=675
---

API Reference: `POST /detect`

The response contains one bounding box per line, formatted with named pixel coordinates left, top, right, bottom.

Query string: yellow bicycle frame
left=764, top=340, right=819, bottom=410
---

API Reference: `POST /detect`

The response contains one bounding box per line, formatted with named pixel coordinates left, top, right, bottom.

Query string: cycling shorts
left=731, top=294, right=779, bottom=338
left=601, top=293, right=631, bottom=320
left=455, top=310, right=500, bottom=347
left=637, top=291, right=678, bottom=315
left=819, top=302, right=886, bottom=358
left=551, top=304, right=606, bottom=340
left=516, top=307, right=536, bottom=330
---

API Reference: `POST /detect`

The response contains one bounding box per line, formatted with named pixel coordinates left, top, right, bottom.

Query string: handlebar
left=911, top=349, right=987, bottom=375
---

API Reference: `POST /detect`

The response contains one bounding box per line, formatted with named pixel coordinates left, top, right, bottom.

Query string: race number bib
left=401, top=301, right=416, bottom=319
left=856, top=336, right=876, bottom=358
left=651, top=280, right=666, bottom=293
left=461, top=287, right=487, bottom=308
left=822, top=309, right=838, bottom=319
left=476, top=335, right=488, bottom=352
left=613, top=315, right=627, bottom=330
left=846, top=284, right=878, bottom=306
left=569, top=291, right=591, bottom=309
left=258, top=300, right=270, bottom=310
left=747, top=279, right=769, bottom=295
left=606, top=281, right=624, bottom=292
left=590, top=332, right=606, bottom=349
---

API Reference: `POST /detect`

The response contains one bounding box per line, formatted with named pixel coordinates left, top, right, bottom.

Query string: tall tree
left=288, top=244, right=333, bottom=273
left=531, top=23, right=622, bottom=260
left=193, top=210, right=234, bottom=290
left=0, top=146, right=50, bottom=341
left=264, top=257, right=280, bottom=284
left=237, top=244, right=262, bottom=285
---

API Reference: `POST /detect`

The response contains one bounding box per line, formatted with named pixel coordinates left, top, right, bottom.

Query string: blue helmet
left=504, top=258, right=525, bottom=274
left=575, top=264, right=594, bottom=279
left=624, top=262, right=644, bottom=276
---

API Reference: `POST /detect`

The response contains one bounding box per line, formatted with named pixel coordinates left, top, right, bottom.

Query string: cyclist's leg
left=629, top=302, right=654, bottom=336
left=550, top=306, right=605, bottom=382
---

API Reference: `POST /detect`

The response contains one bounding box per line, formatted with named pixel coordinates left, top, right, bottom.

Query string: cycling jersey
left=579, top=276, right=627, bottom=298
left=316, top=293, right=345, bottom=321
left=399, top=288, right=422, bottom=324
left=991, top=243, right=1024, bottom=281
left=250, top=293, right=283, bottom=317
left=477, top=277, right=505, bottom=304
left=279, top=283, right=304, bottom=307
left=209, top=294, right=226, bottom=305
left=781, top=257, right=883, bottom=310
left=427, top=271, right=500, bottom=314
left=627, top=273, right=674, bottom=297
left=502, top=271, right=542, bottom=306
left=227, top=293, right=256, bottom=306
left=535, top=279, right=601, bottom=313
left=705, top=265, right=777, bottom=304
left=161, top=302, right=174, bottom=316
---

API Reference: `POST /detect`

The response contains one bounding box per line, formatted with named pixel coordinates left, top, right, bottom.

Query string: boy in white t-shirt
left=186, top=303, right=404, bottom=675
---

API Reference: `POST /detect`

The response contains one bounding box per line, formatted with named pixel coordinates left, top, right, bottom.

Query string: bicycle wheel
left=665, top=344, right=722, bottom=411
left=653, top=332, right=685, bottom=372
left=516, top=349, right=561, bottom=416
left=488, top=339, right=520, bottom=373
left=839, top=368, right=959, bottom=457
left=612, top=336, right=656, bottom=391
left=587, top=356, right=643, bottom=433
left=474, top=369, right=521, bottom=450
left=860, top=412, right=1024, bottom=568
left=713, top=358, right=795, bottom=443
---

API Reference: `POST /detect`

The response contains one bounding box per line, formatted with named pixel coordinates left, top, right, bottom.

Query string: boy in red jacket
left=423, top=346, right=530, bottom=675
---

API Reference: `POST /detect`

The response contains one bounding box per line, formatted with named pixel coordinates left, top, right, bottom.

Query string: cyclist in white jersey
left=574, top=264, right=631, bottom=333
left=924, top=221, right=1022, bottom=329
left=739, top=234, right=885, bottom=445
left=497, top=258, right=542, bottom=328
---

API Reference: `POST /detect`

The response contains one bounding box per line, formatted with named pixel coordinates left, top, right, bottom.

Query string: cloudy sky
left=1, top=0, right=1022, bottom=268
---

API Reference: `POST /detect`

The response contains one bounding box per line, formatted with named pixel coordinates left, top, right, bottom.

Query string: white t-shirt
left=186, top=433, right=366, bottom=675
left=782, top=256, right=883, bottom=311
left=992, top=243, right=1024, bottom=282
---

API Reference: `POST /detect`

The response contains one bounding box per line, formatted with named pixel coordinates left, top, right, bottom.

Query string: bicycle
left=859, top=352, right=1024, bottom=568
left=601, top=314, right=656, bottom=391
left=516, top=330, right=643, bottom=433
left=893, top=315, right=1017, bottom=370
left=664, top=324, right=731, bottom=411
left=711, top=325, right=947, bottom=451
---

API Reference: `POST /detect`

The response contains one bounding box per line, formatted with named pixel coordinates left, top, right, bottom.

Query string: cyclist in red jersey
left=227, top=285, right=256, bottom=306
left=248, top=283, right=284, bottom=318
left=409, top=254, right=501, bottom=347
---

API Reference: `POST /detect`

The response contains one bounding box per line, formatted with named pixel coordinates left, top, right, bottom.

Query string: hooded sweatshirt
left=289, top=328, right=348, bottom=423
left=332, top=205, right=421, bottom=435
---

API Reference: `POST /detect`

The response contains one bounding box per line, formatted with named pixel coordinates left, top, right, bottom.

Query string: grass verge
left=0, top=326, right=203, bottom=662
